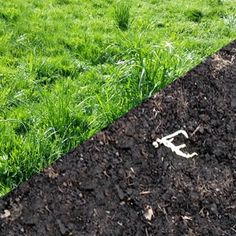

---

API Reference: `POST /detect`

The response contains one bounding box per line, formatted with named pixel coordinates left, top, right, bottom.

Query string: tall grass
left=114, top=2, right=131, bottom=30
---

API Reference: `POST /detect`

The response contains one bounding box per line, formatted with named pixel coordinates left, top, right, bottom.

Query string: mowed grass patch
left=0, top=0, right=235, bottom=196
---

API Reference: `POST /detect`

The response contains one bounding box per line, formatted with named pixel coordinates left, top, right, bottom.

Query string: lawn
left=0, top=0, right=235, bottom=196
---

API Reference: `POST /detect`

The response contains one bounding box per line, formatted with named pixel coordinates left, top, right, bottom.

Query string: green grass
left=0, top=0, right=235, bottom=196
left=114, top=1, right=131, bottom=30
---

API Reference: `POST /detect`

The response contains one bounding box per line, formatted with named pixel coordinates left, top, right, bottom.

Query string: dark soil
left=0, top=41, right=236, bottom=236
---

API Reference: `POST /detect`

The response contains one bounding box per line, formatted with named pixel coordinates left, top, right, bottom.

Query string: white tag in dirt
left=152, top=130, right=198, bottom=159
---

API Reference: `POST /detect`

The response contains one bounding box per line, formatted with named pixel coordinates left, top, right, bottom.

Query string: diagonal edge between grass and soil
left=0, top=36, right=235, bottom=197
left=0, top=40, right=235, bottom=235
left=1, top=0, right=236, bottom=196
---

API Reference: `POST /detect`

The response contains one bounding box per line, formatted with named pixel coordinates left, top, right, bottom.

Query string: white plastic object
left=152, top=130, right=198, bottom=159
